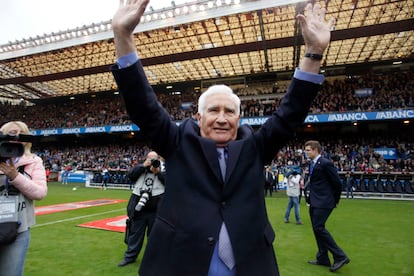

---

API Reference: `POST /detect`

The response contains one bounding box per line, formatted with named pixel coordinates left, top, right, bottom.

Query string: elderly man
left=111, top=1, right=334, bottom=275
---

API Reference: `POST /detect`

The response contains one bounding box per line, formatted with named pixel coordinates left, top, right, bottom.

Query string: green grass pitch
left=25, top=182, right=414, bottom=275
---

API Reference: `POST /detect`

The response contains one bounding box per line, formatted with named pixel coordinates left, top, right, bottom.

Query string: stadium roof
left=0, top=0, right=413, bottom=102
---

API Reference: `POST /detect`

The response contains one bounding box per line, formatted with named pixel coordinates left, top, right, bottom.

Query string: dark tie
left=217, top=148, right=227, bottom=181
left=216, top=148, right=235, bottom=269
left=309, top=161, right=314, bottom=175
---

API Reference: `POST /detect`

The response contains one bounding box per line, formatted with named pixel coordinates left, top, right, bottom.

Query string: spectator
left=283, top=165, right=303, bottom=225
left=264, top=166, right=275, bottom=197
left=344, top=172, right=354, bottom=199
left=101, top=167, right=109, bottom=190
left=61, top=164, right=71, bottom=185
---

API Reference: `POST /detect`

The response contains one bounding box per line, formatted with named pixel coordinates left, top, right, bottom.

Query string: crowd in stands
left=1, top=70, right=413, bottom=183
left=0, top=96, right=132, bottom=129
left=1, top=70, right=413, bottom=127
left=309, top=70, right=414, bottom=114
left=270, top=135, right=413, bottom=174
left=37, top=142, right=150, bottom=172
left=33, top=133, right=413, bottom=179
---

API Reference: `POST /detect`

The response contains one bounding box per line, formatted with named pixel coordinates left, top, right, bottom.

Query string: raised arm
left=112, top=0, right=150, bottom=57
left=296, top=3, right=335, bottom=74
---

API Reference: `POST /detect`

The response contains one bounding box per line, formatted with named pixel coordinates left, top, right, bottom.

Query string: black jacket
left=309, top=157, right=342, bottom=208
left=112, top=60, right=320, bottom=276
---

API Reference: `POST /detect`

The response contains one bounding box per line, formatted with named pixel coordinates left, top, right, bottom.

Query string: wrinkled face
left=197, top=93, right=240, bottom=147
left=304, top=146, right=318, bottom=160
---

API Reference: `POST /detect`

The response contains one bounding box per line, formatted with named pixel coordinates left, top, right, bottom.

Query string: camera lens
left=135, top=192, right=150, bottom=211
left=151, top=159, right=160, bottom=168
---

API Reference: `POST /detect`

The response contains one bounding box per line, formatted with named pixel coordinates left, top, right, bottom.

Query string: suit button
left=221, top=201, right=226, bottom=207
left=207, top=237, right=215, bottom=245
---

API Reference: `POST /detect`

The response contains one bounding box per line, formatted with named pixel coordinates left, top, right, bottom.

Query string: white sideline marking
left=33, top=208, right=125, bottom=228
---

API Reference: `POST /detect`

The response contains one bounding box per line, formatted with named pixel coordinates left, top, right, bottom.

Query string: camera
left=135, top=188, right=151, bottom=211
left=150, top=159, right=160, bottom=168
left=0, top=133, right=31, bottom=162
left=282, top=165, right=302, bottom=177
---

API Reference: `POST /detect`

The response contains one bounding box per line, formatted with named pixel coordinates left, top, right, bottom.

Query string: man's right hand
left=112, top=0, right=150, bottom=57
left=296, top=3, right=335, bottom=55
left=296, top=2, right=335, bottom=74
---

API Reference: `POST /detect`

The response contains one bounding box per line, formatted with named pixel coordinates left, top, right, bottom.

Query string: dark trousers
left=123, top=210, right=156, bottom=262
left=346, top=186, right=354, bottom=198
left=102, top=177, right=108, bottom=188
left=264, top=183, right=273, bottom=196
left=309, top=207, right=347, bottom=264
left=299, top=188, right=304, bottom=203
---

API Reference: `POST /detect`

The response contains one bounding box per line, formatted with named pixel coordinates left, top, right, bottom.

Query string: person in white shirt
left=284, top=166, right=303, bottom=224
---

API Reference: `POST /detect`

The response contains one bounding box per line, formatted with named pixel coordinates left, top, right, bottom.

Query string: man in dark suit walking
left=111, top=1, right=334, bottom=275
left=304, top=140, right=350, bottom=272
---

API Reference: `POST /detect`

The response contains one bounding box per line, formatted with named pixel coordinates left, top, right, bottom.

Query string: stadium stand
left=0, top=1, right=412, bottom=199
left=1, top=70, right=413, bottom=126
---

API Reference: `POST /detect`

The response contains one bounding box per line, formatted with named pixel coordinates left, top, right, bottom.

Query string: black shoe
left=330, top=257, right=350, bottom=272
left=118, top=259, right=135, bottom=267
left=308, top=260, right=331, bottom=267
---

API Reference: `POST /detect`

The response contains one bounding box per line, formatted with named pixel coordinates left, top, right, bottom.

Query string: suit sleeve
left=258, top=78, right=320, bottom=163
left=111, top=61, right=178, bottom=158
left=325, top=161, right=342, bottom=204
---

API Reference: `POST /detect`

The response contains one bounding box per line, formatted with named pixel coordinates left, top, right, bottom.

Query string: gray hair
left=197, top=84, right=241, bottom=116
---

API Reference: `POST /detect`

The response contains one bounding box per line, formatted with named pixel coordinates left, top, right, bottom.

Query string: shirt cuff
left=116, top=52, right=139, bottom=68
left=293, top=68, right=324, bottom=85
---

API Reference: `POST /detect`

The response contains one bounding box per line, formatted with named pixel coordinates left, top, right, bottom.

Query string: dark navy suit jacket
left=112, top=60, right=320, bottom=276
left=309, top=157, right=342, bottom=209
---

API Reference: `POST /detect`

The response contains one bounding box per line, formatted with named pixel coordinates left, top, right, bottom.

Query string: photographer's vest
left=132, top=172, right=164, bottom=197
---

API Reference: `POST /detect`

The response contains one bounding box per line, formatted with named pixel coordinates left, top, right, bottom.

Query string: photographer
left=282, top=163, right=304, bottom=225
left=0, top=121, right=47, bottom=276
left=118, top=151, right=165, bottom=267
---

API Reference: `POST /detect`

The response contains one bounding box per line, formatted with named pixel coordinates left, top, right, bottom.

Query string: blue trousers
left=0, top=229, right=30, bottom=276
left=284, top=196, right=302, bottom=223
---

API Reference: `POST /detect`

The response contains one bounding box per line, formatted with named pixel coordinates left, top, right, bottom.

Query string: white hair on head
left=197, top=84, right=241, bottom=116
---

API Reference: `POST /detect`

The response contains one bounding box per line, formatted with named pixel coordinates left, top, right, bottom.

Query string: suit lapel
left=198, top=137, right=223, bottom=184
left=312, top=158, right=322, bottom=177
left=197, top=137, right=243, bottom=185
left=226, top=140, right=243, bottom=183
